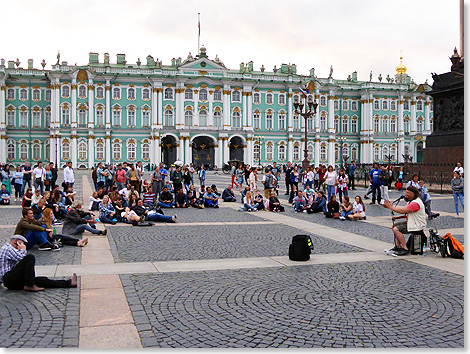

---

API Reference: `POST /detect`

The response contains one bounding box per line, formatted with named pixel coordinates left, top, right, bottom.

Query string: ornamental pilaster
left=287, top=89, right=293, bottom=132
left=71, top=79, right=77, bottom=128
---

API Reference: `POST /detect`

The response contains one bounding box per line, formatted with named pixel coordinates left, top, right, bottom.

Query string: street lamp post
left=338, top=136, right=347, bottom=169
left=394, top=137, right=402, bottom=164
left=254, top=135, right=264, bottom=168
left=293, top=90, right=318, bottom=172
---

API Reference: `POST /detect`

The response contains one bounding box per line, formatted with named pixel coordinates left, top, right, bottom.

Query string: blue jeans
left=326, top=184, right=335, bottom=201
left=34, top=180, right=44, bottom=195
left=184, top=183, right=191, bottom=192
left=294, top=201, right=305, bottom=211
left=14, top=183, right=23, bottom=198
left=146, top=212, right=174, bottom=223
left=371, top=183, right=381, bottom=203
left=158, top=201, right=174, bottom=208
left=204, top=199, right=218, bottom=207
left=453, top=192, right=464, bottom=215
left=244, top=203, right=255, bottom=211
left=99, top=215, right=115, bottom=224
left=341, top=209, right=353, bottom=218
left=116, top=182, right=125, bottom=191
left=337, top=188, right=348, bottom=203
left=21, top=179, right=32, bottom=195
left=71, top=224, right=101, bottom=235
left=25, top=229, right=49, bottom=249
left=199, top=178, right=205, bottom=186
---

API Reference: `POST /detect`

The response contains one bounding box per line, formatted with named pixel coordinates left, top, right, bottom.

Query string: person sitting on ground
left=64, top=185, right=76, bottom=206
left=96, top=186, right=106, bottom=200
left=126, top=185, right=140, bottom=205
left=204, top=186, right=219, bottom=208
left=324, top=195, right=340, bottom=218
left=112, top=197, right=125, bottom=222
left=348, top=195, right=366, bottom=221
left=132, top=198, right=177, bottom=223
left=288, top=184, right=298, bottom=204
left=307, top=191, right=327, bottom=213
left=175, top=188, right=188, bottom=208
left=339, top=195, right=353, bottom=220
left=158, top=186, right=174, bottom=208
left=211, top=184, right=221, bottom=197
left=88, top=191, right=102, bottom=211
left=14, top=207, right=59, bottom=251
left=99, top=195, right=117, bottom=224
left=240, top=185, right=250, bottom=204
left=268, top=190, right=284, bottom=212
left=303, top=184, right=315, bottom=205
left=222, top=185, right=237, bottom=202
left=142, top=186, right=156, bottom=208
left=41, top=208, right=88, bottom=247
left=242, top=190, right=257, bottom=212
left=118, top=183, right=131, bottom=199
left=187, top=190, right=204, bottom=209
left=62, top=201, right=106, bottom=236
left=121, top=207, right=142, bottom=224
left=31, top=189, right=42, bottom=206
left=253, top=189, right=264, bottom=211
left=22, top=188, right=33, bottom=208
left=293, top=190, right=308, bottom=213
left=0, top=235, right=77, bottom=292
left=0, top=183, right=11, bottom=205
left=198, top=184, right=206, bottom=199
left=383, top=186, right=426, bottom=256
left=32, top=198, right=46, bottom=220
left=43, top=191, right=64, bottom=221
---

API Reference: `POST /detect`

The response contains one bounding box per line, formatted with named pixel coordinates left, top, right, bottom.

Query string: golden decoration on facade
left=395, top=56, right=407, bottom=75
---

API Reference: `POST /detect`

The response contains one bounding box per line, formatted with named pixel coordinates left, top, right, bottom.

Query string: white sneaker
left=454, top=215, right=460, bottom=219
left=303, top=210, right=307, bottom=213
left=172, top=214, right=178, bottom=223
left=339, top=216, right=345, bottom=220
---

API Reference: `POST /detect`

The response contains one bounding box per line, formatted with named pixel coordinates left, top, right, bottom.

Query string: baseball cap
left=11, top=235, right=28, bottom=243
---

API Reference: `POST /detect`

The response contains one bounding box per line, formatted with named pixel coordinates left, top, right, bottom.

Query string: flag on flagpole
left=299, top=87, right=309, bottom=97
left=198, top=13, right=201, bottom=36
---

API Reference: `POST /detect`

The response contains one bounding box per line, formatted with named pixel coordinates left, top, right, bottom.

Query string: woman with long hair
left=339, top=195, right=353, bottom=220
left=451, top=171, right=464, bottom=218
left=324, top=165, right=338, bottom=202
left=336, top=169, right=349, bottom=203
left=348, top=195, right=366, bottom=220
left=42, top=208, right=88, bottom=247
left=12, top=165, right=24, bottom=201
left=44, top=164, right=52, bottom=192
left=22, top=188, right=33, bottom=207
left=2, top=164, right=12, bottom=194
left=243, top=190, right=257, bottom=212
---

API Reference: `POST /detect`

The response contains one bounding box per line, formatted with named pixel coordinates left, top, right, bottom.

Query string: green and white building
left=0, top=46, right=433, bottom=168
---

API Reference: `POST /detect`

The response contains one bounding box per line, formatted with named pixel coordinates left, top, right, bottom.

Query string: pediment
left=180, top=58, right=226, bottom=71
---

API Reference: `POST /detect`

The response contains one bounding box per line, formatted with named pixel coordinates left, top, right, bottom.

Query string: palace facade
left=0, top=46, right=433, bottom=168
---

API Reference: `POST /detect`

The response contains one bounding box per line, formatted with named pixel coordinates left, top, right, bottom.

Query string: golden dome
left=396, top=56, right=407, bottom=75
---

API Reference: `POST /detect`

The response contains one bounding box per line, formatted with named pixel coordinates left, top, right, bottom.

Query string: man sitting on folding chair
left=383, top=186, right=427, bottom=256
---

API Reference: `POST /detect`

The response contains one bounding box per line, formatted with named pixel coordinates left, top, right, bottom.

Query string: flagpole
left=198, top=13, right=200, bottom=54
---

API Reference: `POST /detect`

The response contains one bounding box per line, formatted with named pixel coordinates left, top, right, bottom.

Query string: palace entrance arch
left=192, top=136, right=215, bottom=168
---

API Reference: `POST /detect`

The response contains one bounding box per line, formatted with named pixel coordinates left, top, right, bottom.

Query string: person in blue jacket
left=368, top=163, right=382, bottom=205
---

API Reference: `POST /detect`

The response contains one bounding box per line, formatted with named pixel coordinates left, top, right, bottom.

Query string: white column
left=242, top=92, right=247, bottom=130
left=208, top=90, right=214, bottom=127
left=410, top=96, right=417, bottom=134
left=178, top=136, right=184, bottom=160
left=247, top=92, right=253, bottom=130
left=327, top=92, right=335, bottom=165
left=223, top=86, right=231, bottom=130
left=287, top=137, right=294, bottom=162
left=150, top=136, right=155, bottom=167
left=246, top=136, right=254, bottom=166
left=157, top=88, right=163, bottom=128
left=105, top=136, right=111, bottom=164
left=184, top=137, right=191, bottom=164
left=398, top=96, right=405, bottom=163
left=105, top=82, right=111, bottom=129
left=71, top=135, right=77, bottom=166
left=152, top=87, right=158, bottom=129
left=53, top=82, right=60, bottom=130
left=287, top=90, right=293, bottom=132
left=223, top=137, right=229, bottom=164
left=193, top=90, right=199, bottom=127
left=155, top=136, right=161, bottom=164
left=0, top=84, right=6, bottom=130
left=49, top=133, right=56, bottom=165
left=71, top=81, right=77, bottom=128
left=88, top=80, right=94, bottom=128
left=424, top=99, right=431, bottom=132
left=57, top=136, right=61, bottom=167
left=88, top=135, right=95, bottom=168
left=314, top=136, right=320, bottom=167
left=215, top=138, right=222, bottom=167
left=175, top=85, right=184, bottom=129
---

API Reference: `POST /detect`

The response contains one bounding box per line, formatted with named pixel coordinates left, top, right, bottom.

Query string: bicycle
left=427, top=213, right=446, bottom=257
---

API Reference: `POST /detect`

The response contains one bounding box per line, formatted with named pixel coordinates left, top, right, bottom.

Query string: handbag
left=392, top=215, right=407, bottom=234
left=35, top=178, right=42, bottom=185
left=44, top=180, right=50, bottom=186
left=333, top=212, right=340, bottom=219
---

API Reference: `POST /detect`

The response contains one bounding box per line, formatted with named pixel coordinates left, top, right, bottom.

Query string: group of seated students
left=290, top=184, right=366, bottom=220
left=224, top=184, right=285, bottom=212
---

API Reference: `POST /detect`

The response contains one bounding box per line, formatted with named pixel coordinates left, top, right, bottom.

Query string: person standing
left=12, top=165, right=24, bottom=202
left=32, top=161, right=45, bottom=195
left=63, top=161, right=75, bottom=192
left=348, top=160, right=356, bottom=190
left=96, top=162, right=108, bottom=190
left=22, top=162, right=33, bottom=195
left=198, top=165, right=206, bottom=187
left=324, top=165, right=338, bottom=202
left=284, top=162, right=293, bottom=195
left=453, top=162, right=464, bottom=177
left=397, top=166, right=404, bottom=191
left=451, top=171, right=464, bottom=218
left=368, top=163, right=382, bottom=205
left=49, top=162, right=58, bottom=191
left=230, top=163, right=238, bottom=188
left=262, top=168, right=275, bottom=200
left=44, top=164, right=52, bottom=192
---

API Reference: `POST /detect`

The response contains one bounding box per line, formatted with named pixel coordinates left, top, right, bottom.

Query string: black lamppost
left=293, top=91, right=318, bottom=172
left=394, top=137, right=402, bottom=164
left=338, top=136, right=346, bottom=169
left=254, top=135, right=264, bottom=168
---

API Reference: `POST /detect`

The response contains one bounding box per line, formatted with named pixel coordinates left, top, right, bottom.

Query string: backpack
left=264, top=174, right=274, bottom=189
left=443, top=233, right=464, bottom=259
left=406, top=232, right=427, bottom=255
left=288, top=235, right=314, bottom=261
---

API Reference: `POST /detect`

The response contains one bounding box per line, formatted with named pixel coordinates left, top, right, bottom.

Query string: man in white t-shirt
left=32, top=161, right=46, bottom=195
left=63, top=162, right=75, bottom=191
left=453, top=162, right=464, bottom=177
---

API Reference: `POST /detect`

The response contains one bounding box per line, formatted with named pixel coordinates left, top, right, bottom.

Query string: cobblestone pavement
left=107, top=223, right=365, bottom=263
left=122, top=260, right=464, bottom=348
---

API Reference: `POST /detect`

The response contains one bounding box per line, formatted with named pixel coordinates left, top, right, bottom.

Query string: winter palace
left=0, top=46, right=433, bottom=168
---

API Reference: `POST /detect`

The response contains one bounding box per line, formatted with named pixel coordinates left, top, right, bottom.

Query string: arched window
left=96, top=141, right=104, bottom=161
left=279, top=112, right=286, bottom=130
left=62, top=85, right=70, bottom=98
left=307, top=145, right=314, bottom=161
left=199, top=89, right=208, bottom=101
left=96, top=86, right=104, bottom=99
left=390, top=117, right=396, bottom=133
left=320, top=96, right=326, bottom=106
left=62, top=141, right=70, bottom=161
left=266, top=93, right=273, bottom=104
left=351, top=146, right=357, bottom=161
left=142, top=108, right=150, bottom=127
left=404, top=100, right=410, bottom=110
left=142, top=142, right=150, bottom=161
left=7, top=142, right=15, bottom=161
left=320, top=145, right=327, bottom=161
left=374, top=100, right=380, bottom=110
left=382, top=100, right=388, bottom=110
left=78, top=108, right=87, bottom=127
left=342, top=117, right=348, bottom=134
left=62, top=106, right=70, bottom=125
left=266, top=111, right=273, bottom=130
left=293, top=145, right=300, bottom=161
left=19, top=143, right=28, bottom=160
left=342, top=100, right=348, bottom=111
left=127, top=87, right=135, bottom=100
left=185, top=110, right=193, bottom=126
left=278, top=145, right=286, bottom=161
left=334, top=117, right=339, bottom=133
left=44, top=108, right=50, bottom=128
left=127, top=142, right=136, bottom=161
left=20, top=89, right=28, bottom=101
left=113, top=107, right=121, bottom=127
left=253, top=92, right=260, bottom=104
left=351, top=100, right=358, bottom=111
left=382, top=116, right=388, bottom=134
left=404, top=119, right=410, bottom=133
left=253, top=112, right=260, bottom=129
left=382, top=145, right=389, bottom=161
left=266, top=144, right=273, bottom=161
left=232, top=111, right=241, bottom=128
left=45, top=143, right=50, bottom=161
left=127, top=107, right=136, bottom=127
left=374, top=145, right=380, bottom=162
left=32, top=143, right=41, bottom=161
left=335, top=145, right=339, bottom=162
left=78, top=85, right=87, bottom=98
left=404, top=144, right=410, bottom=156
left=320, top=113, right=326, bottom=131
left=113, top=87, right=121, bottom=100
left=78, top=141, right=87, bottom=160
left=199, top=109, right=207, bottom=127
left=142, top=88, right=150, bottom=100
left=32, top=89, right=40, bottom=101
left=32, top=110, right=41, bottom=127
left=213, top=111, right=221, bottom=127
left=113, top=142, right=121, bottom=161
left=95, top=108, right=104, bottom=127
left=374, top=117, right=380, bottom=133
left=334, top=100, right=339, bottom=111
left=19, top=109, right=28, bottom=127
left=417, top=101, right=423, bottom=111
left=232, top=91, right=241, bottom=102
left=307, top=116, right=313, bottom=130
left=164, top=109, right=174, bottom=126
left=213, top=90, right=222, bottom=101
left=417, top=119, right=424, bottom=132
left=7, top=88, right=15, bottom=100
left=351, top=118, right=358, bottom=134
left=279, top=94, right=285, bottom=105
left=164, top=88, right=173, bottom=100
left=254, top=144, right=260, bottom=163
left=390, top=145, right=397, bottom=162
left=185, top=88, right=193, bottom=100
left=293, top=114, right=300, bottom=130
left=390, top=100, right=396, bottom=110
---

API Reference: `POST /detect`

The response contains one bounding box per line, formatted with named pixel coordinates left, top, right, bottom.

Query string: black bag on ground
left=406, top=231, right=427, bottom=255
left=289, top=235, right=314, bottom=261
left=444, top=237, right=464, bottom=259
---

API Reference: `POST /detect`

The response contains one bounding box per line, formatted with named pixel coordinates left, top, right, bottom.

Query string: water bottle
left=422, top=243, right=426, bottom=257
left=53, top=228, right=57, bottom=235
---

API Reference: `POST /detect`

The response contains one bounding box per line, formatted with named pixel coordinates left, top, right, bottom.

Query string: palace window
left=334, top=117, right=339, bottom=133
left=7, top=110, right=15, bottom=127
left=278, top=145, right=286, bottom=161
left=374, top=117, right=380, bottom=134
left=390, top=100, right=396, bottom=110
left=96, top=142, right=104, bottom=161
left=266, top=93, right=273, bottom=104
left=254, top=144, right=260, bottom=163
left=142, top=109, right=150, bottom=127
left=113, top=109, right=121, bottom=127
left=62, top=142, right=70, bottom=161
left=253, top=112, right=260, bottom=129
left=390, top=117, right=396, bottom=133
left=342, top=100, right=348, bottom=111
left=279, top=94, right=285, bottom=105
left=142, top=142, right=150, bottom=161
left=20, top=89, right=28, bottom=101
left=96, top=86, right=104, bottom=99
left=32, top=144, right=41, bottom=161
left=7, top=142, right=15, bottom=161
left=7, top=88, right=14, bottom=100
left=199, top=109, right=207, bottom=127
left=320, top=145, right=326, bottom=161
left=232, top=91, right=241, bottom=102
left=382, top=100, right=388, bottom=110
left=213, top=111, right=221, bottom=127
left=164, top=88, right=173, bottom=100
left=32, top=110, right=41, bottom=127
left=78, top=85, right=87, bottom=98
left=293, top=145, right=300, bottom=161
left=351, top=119, right=358, bottom=134
left=19, top=143, right=28, bottom=160
left=20, top=110, right=28, bottom=127
left=46, top=90, right=51, bottom=102
left=293, top=115, right=300, bottom=130
left=185, top=88, right=193, bottom=100
left=320, top=114, right=326, bottom=131
left=113, top=142, right=121, bottom=161
left=307, top=116, right=313, bottom=130
left=214, top=89, right=222, bottom=101
left=253, top=92, right=260, bottom=104
left=127, top=108, right=136, bottom=127
left=404, top=100, right=410, bottom=110
left=308, top=145, right=314, bottom=161
left=142, top=88, right=150, bottom=100
left=382, top=145, right=389, bottom=162
left=78, top=141, right=87, bottom=160
left=185, top=110, right=193, bottom=126
left=374, top=100, right=380, bottom=110
left=45, top=143, right=50, bottom=161
left=113, top=87, right=121, bottom=100
left=199, top=89, right=208, bottom=101
left=266, top=144, right=273, bottom=161
left=62, top=86, right=70, bottom=98
left=128, top=87, right=135, bottom=100
left=320, top=96, right=326, bottom=106
left=404, top=119, right=410, bottom=133
left=78, top=109, right=87, bottom=127
left=390, top=145, right=397, bottom=162
left=127, top=142, right=136, bottom=161
left=62, top=106, right=70, bottom=126
left=95, top=109, right=104, bottom=127
left=334, top=100, right=339, bottom=111
left=351, top=100, right=358, bottom=111
left=164, top=109, right=174, bottom=126
left=342, top=117, right=348, bottom=134
left=430, top=119, right=434, bottom=131
left=266, top=111, right=273, bottom=130
left=374, top=145, right=380, bottom=162
left=32, top=89, right=40, bottom=101
left=404, top=144, right=410, bottom=156
left=335, top=145, right=339, bottom=162
left=382, top=117, right=388, bottom=134
left=351, top=146, right=357, bottom=161
left=293, top=94, right=299, bottom=103
left=279, top=112, right=286, bottom=130
left=417, top=101, right=423, bottom=111
left=417, top=119, right=424, bottom=132
left=232, top=111, right=241, bottom=128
